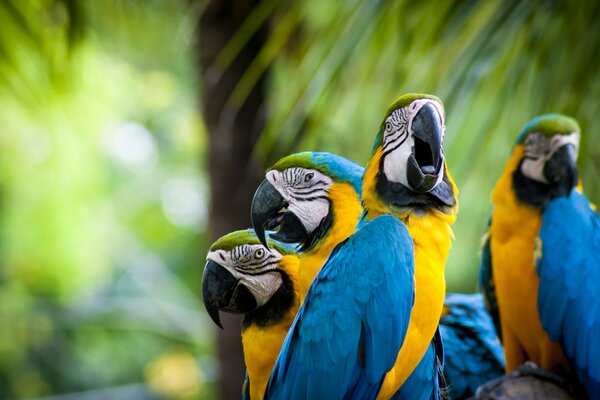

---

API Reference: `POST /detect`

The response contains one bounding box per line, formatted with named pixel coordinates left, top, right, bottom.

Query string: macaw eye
left=254, top=248, right=265, bottom=259
left=385, top=122, right=393, bottom=132
left=304, top=173, right=314, bottom=182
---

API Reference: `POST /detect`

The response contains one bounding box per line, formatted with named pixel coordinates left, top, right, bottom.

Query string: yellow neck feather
left=241, top=255, right=300, bottom=400
left=362, top=146, right=459, bottom=398
left=240, top=180, right=363, bottom=400
left=491, top=145, right=542, bottom=239
left=297, top=182, right=363, bottom=300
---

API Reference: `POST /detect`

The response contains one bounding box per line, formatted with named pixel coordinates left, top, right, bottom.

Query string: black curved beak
left=544, top=144, right=578, bottom=193
left=269, top=211, right=308, bottom=244
left=201, top=260, right=257, bottom=329
left=251, top=179, right=308, bottom=247
left=407, top=103, right=444, bottom=192
left=251, top=179, right=287, bottom=248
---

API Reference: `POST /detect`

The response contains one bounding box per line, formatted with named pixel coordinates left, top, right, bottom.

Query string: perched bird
left=255, top=94, right=458, bottom=399
left=204, top=153, right=364, bottom=399
left=264, top=214, right=416, bottom=399
left=362, top=93, right=458, bottom=399
left=201, top=230, right=300, bottom=400
left=480, top=114, right=600, bottom=398
left=253, top=151, right=500, bottom=399
left=439, top=293, right=505, bottom=399
left=251, top=152, right=364, bottom=301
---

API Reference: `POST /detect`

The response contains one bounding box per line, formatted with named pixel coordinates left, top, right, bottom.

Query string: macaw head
left=251, top=152, right=364, bottom=251
left=363, top=93, right=457, bottom=216
left=510, top=114, right=580, bottom=207
left=201, top=230, right=299, bottom=329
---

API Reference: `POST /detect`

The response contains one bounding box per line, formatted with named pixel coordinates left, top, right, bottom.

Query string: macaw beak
left=407, top=103, right=444, bottom=192
left=201, top=260, right=257, bottom=329
left=251, top=179, right=307, bottom=248
left=544, top=144, right=578, bottom=193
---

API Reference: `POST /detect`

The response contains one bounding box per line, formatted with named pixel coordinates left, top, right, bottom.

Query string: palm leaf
left=220, top=0, right=600, bottom=291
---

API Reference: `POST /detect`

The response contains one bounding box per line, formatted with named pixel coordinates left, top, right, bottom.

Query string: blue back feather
left=440, top=293, right=505, bottom=399
left=265, top=215, right=415, bottom=400
left=311, top=152, right=364, bottom=195
left=537, top=190, right=600, bottom=397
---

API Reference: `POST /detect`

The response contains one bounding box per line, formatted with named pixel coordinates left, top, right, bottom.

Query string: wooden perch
left=473, top=362, right=577, bottom=400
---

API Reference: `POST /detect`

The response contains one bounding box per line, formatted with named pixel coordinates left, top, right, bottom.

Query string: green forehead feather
left=269, top=152, right=364, bottom=193
left=383, top=93, right=443, bottom=121
left=372, top=93, right=444, bottom=151
left=516, top=114, right=580, bottom=144
left=210, top=229, right=297, bottom=255
left=271, top=152, right=317, bottom=172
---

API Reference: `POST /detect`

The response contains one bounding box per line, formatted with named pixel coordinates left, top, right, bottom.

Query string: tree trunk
left=199, top=1, right=267, bottom=399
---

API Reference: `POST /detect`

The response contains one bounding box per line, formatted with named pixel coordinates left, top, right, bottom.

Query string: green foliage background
left=0, top=0, right=598, bottom=398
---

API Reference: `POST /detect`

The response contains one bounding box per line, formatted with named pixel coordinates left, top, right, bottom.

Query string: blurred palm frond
left=220, top=0, right=600, bottom=291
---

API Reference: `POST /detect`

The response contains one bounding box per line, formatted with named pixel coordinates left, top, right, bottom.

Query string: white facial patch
left=382, top=99, right=445, bottom=189
left=266, top=168, right=333, bottom=233
left=520, top=132, right=580, bottom=183
left=207, top=244, right=283, bottom=307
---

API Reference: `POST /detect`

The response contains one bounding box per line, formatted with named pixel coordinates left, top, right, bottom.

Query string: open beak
left=201, top=260, right=257, bottom=329
left=544, top=144, right=578, bottom=193
left=251, top=179, right=307, bottom=247
left=407, top=103, right=444, bottom=192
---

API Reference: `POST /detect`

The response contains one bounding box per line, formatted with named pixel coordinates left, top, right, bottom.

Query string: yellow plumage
left=241, top=182, right=362, bottom=399
left=363, top=147, right=459, bottom=399
left=241, top=255, right=300, bottom=400
left=489, top=144, right=570, bottom=373
left=295, top=182, right=363, bottom=301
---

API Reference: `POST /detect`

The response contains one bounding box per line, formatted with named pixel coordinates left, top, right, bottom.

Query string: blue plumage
left=440, top=293, right=505, bottom=399
left=537, top=190, right=600, bottom=397
left=265, top=215, right=415, bottom=400
left=310, top=152, right=364, bottom=195
left=392, top=331, right=443, bottom=400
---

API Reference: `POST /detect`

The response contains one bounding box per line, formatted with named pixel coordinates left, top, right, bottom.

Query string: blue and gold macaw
left=440, top=293, right=504, bottom=399
left=251, top=150, right=504, bottom=399
left=252, top=152, right=364, bottom=302
left=480, top=114, right=600, bottom=398
left=362, top=94, right=458, bottom=399
left=254, top=94, right=458, bottom=399
left=204, top=152, right=364, bottom=399
left=202, top=230, right=300, bottom=400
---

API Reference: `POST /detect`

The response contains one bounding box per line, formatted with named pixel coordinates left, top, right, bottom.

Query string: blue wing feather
left=265, top=215, right=415, bottom=400
left=391, top=329, right=444, bottom=400
left=440, top=293, right=505, bottom=399
left=538, top=190, right=600, bottom=397
left=478, top=218, right=503, bottom=342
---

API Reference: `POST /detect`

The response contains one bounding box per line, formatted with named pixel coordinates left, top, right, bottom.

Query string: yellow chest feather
left=364, top=147, right=459, bottom=399
left=297, top=182, right=362, bottom=300
left=489, top=146, right=568, bottom=371
left=241, top=256, right=300, bottom=400
left=377, top=211, right=455, bottom=399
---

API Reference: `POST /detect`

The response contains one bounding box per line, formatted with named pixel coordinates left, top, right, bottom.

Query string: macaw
left=361, top=93, right=459, bottom=399
left=479, top=114, right=600, bottom=398
left=251, top=152, right=364, bottom=301
left=204, top=152, right=365, bottom=399
left=439, top=293, right=505, bottom=399
left=201, top=230, right=300, bottom=400
left=253, top=93, right=458, bottom=399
